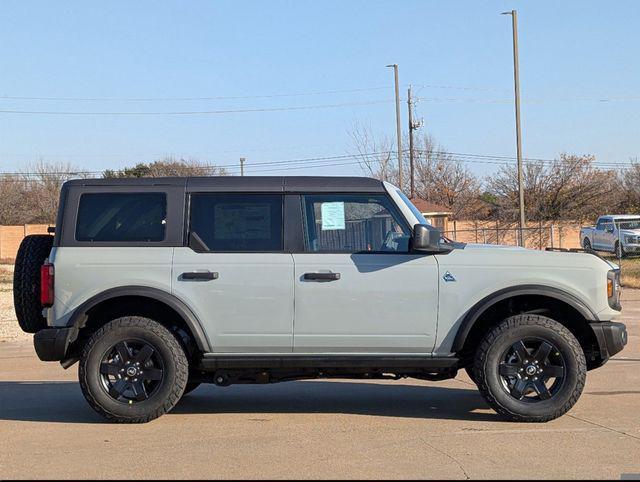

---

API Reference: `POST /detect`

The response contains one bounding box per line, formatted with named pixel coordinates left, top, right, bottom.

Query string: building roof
left=409, top=198, right=452, bottom=215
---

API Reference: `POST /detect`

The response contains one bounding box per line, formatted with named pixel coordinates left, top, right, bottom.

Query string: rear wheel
left=582, top=238, right=592, bottom=252
left=79, top=316, right=188, bottom=423
left=13, top=235, right=53, bottom=333
left=474, top=314, right=586, bottom=422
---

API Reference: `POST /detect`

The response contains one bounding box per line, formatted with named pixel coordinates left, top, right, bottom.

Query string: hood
left=463, top=243, right=527, bottom=251
left=620, top=229, right=640, bottom=236
left=458, top=242, right=617, bottom=269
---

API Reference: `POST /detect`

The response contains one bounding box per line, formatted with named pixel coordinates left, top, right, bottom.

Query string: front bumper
left=33, top=327, right=77, bottom=362
left=591, top=322, right=628, bottom=363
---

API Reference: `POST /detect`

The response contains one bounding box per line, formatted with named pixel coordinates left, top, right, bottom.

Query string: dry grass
left=620, top=257, right=640, bottom=289
left=601, top=254, right=640, bottom=289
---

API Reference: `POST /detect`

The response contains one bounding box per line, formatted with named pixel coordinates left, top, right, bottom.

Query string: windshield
left=396, top=189, right=429, bottom=225
left=616, top=218, right=640, bottom=230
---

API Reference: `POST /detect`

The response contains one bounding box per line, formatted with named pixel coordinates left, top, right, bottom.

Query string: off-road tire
left=13, top=235, right=53, bottom=333
left=474, top=314, right=586, bottom=423
left=79, top=316, right=189, bottom=423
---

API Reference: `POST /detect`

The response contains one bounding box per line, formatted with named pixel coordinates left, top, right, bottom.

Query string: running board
left=197, top=355, right=459, bottom=371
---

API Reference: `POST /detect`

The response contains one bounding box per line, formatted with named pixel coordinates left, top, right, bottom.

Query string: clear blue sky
left=0, top=0, right=638, bottom=177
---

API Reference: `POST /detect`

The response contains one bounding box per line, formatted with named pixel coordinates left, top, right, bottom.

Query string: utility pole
left=240, top=157, right=245, bottom=176
left=386, top=64, right=403, bottom=190
left=502, top=10, right=526, bottom=247
left=407, top=85, right=416, bottom=199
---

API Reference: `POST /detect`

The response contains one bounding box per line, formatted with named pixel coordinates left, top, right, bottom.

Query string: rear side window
left=75, top=193, right=167, bottom=242
left=189, top=193, right=283, bottom=252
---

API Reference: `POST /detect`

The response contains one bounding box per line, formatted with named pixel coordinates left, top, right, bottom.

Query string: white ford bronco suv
left=13, top=176, right=627, bottom=423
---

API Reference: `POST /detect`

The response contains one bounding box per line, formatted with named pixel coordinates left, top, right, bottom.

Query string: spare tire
left=13, top=235, right=54, bottom=333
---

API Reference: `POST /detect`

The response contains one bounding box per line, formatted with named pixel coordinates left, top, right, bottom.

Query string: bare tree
left=0, top=161, right=83, bottom=224
left=486, top=154, right=617, bottom=222
left=410, top=134, right=482, bottom=219
left=103, top=157, right=228, bottom=178
left=617, top=159, right=640, bottom=214
left=349, top=124, right=481, bottom=219
left=348, top=122, right=397, bottom=183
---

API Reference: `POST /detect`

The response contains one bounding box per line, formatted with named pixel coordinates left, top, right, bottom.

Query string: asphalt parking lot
left=0, top=291, right=639, bottom=479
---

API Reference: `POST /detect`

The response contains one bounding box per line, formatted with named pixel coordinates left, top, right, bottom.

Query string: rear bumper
left=33, top=327, right=76, bottom=362
left=591, top=322, right=628, bottom=363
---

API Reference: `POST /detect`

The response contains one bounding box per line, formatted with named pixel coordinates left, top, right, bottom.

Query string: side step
left=198, top=355, right=459, bottom=371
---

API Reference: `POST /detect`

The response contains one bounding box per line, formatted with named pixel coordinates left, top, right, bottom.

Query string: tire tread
left=473, top=314, right=586, bottom=423
left=79, top=316, right=189, bottom=423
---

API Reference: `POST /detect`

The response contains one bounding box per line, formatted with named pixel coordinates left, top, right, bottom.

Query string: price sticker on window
left=321, top=202, right=346, bottom=230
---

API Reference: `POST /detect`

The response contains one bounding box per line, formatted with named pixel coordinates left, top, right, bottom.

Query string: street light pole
left=502, top=10, right=526, bottom=247
left=386, top=64, right=403, bottom=190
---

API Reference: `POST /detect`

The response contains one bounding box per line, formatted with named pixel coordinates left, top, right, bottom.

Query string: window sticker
left=321, top=202, right=346, bottom=230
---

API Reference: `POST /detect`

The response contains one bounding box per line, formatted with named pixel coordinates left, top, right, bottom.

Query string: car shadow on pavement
left=0, top=380, right=498, bottom=424
left=0, top=381, right=101, bottom=423
left=173, top=381, right=499, bottom=422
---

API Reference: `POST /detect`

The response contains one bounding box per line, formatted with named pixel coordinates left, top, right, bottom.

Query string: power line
left=0, top=86, right=391, bottom=102
left=0, top=99, right=394, bottom=116
left=1, top=149, right=636, bottom=181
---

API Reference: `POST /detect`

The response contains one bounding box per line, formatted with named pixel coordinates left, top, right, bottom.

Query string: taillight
left=40, top=263, right=54, bottom=307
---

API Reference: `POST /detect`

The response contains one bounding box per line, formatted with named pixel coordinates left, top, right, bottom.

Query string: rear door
left=172, top=193, right=294, bottom=353
left=291, top=193, right=439, bottom=353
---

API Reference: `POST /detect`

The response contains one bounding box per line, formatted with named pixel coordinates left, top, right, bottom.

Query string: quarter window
left=189, top=194, right=283, bottom=252
left=75, top=193, right=166, bottom=242
left=302, top=194, right=410, bottom=253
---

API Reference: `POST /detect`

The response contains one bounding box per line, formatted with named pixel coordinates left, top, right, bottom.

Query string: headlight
left=607, top=269, right=622, bottom=310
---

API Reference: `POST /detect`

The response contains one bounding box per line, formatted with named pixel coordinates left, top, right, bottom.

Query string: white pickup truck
left=581, top=215, right=640, bottom=257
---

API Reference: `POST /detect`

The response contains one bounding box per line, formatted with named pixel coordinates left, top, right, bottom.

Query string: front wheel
left=615, top=241, right=626, bottom=259
left=79, top=316, right=189, bottom=423
left=474, top=314, right=586, bottom=423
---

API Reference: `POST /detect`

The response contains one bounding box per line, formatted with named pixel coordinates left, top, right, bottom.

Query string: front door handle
left=303, top=272, right=341, bottom=281
left=181, top=271, right=219, bottom=281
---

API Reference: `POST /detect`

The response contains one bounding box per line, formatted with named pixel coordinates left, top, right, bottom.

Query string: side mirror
left=412, top=224, right=447, bottom=252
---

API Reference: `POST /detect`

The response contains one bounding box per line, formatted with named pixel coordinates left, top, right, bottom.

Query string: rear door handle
left=181, top=271, right=219, bottom=281
left=303, top=272, right=341, bottom=281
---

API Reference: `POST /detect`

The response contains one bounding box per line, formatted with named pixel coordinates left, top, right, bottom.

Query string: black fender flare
left=66, top=285, right=211, bottom=352
left=451, top=284, right=599, bottom=353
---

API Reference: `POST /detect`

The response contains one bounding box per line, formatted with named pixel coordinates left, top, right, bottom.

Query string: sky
left=0, top=0, right=638, bottom=178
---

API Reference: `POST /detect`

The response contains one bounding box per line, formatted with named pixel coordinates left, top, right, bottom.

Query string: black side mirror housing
left=412, top=224, right=449, bottom=253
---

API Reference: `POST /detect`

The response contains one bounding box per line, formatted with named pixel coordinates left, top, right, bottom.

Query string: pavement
left=0, top=292, right=639, bottom=479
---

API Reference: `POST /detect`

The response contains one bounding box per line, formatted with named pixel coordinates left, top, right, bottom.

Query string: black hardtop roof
left=63, top=176, right=386, bottom=193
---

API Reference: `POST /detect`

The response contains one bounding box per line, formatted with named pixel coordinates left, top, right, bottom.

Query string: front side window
left=302, top=194, right=410, bottom=253
left=189, top=193, right=283, bottom=252
left=75, top=193, right=166, bottom=242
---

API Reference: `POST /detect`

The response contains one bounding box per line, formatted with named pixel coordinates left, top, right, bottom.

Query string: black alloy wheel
left=99, top=340, right=165, bottom=403
left=498, top=338, right=566, bottom=403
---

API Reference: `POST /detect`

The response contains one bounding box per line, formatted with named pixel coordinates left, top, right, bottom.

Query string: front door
left=172, top=193, right=294, bottom=353
left=292, top=193, right=439, bottom=353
